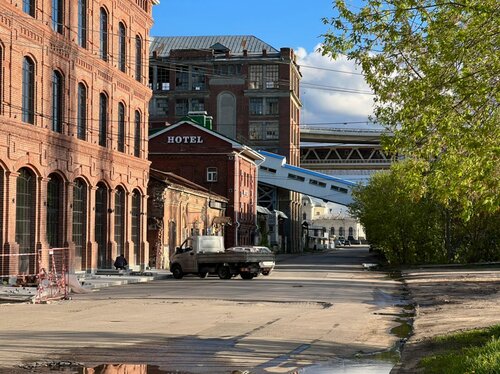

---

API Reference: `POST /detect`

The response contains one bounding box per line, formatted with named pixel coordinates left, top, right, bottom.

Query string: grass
left=419, top=324, right=500, bottom=373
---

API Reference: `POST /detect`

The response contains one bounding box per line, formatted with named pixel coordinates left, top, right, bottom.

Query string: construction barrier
left=0, top=248, right=70, bottom=303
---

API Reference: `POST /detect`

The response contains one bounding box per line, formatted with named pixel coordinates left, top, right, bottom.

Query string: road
left=0, top=246, right=407, bottom=374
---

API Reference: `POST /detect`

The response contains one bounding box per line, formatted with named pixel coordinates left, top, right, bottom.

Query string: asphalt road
left=0, top=246, right=406, bottom=374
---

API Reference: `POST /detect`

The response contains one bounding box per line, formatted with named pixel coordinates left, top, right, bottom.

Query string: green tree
left=322, top=1, right=500, bottom=221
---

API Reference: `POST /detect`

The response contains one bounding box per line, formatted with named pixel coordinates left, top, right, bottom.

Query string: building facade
left=149, top=35, right=303, bottom=252
left=149, top=113, right=264, bottom=250
left=147, top=169, right=228, bottom=269
left=0, top=0, right=157, bottom=276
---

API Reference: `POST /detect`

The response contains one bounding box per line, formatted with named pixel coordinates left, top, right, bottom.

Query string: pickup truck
left=169, top=236, right=275, bottom=280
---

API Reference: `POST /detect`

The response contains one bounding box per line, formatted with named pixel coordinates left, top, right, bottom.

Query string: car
left=226, top=246, right=275, bottom=275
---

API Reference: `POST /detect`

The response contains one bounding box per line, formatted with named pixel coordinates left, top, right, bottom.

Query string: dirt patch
left=391, top=267, right=500, bottom=373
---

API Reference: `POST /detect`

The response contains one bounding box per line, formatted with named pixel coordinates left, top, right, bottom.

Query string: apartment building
left=0, top=0, right=158, bottom=276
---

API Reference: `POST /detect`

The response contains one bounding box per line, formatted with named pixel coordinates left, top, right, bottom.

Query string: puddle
left=299, top=358, right=394, bottom=373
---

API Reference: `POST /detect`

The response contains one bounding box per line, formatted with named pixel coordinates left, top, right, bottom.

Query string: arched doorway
left=47, top=173, right=64, bottom=248
left=16, top=168, right=36, bottom=274
left=95, top=183, right=108, bottom=268
left=73, top=179, right=87, bottom=270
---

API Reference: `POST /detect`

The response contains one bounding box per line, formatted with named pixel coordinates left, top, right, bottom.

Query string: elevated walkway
left=258, top=151, right=356, bottom=205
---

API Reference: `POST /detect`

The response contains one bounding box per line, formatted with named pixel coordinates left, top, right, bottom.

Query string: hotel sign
left=167, top=136, right=204, bottom=144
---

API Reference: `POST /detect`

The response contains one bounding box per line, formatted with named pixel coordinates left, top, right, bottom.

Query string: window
left=175, top=98, right=188, bottom=116
left=330, top=227, right=335, bottom=236
left=349, top=227, right=354, bottom=237
left=99, top=8, right=108, bottom=61
left=339, top=227, right=345, bottom=237
left=156, top=66, right=170, bottom=90
left=207, top=167, right=218, bottom=182
left=95, top=183, right=108, bottom=268
left=23, top=0, right=35, bottom=17
left=249, top=98, right=279, bottom=115
left=249, top=65, right=279, bottom=89
left=265, top=65, right=279, bottom=88
left=134, top=111, right=141, bottom=157
left=118, top=22, right=126, bottom=72
left=52, top=71, right=63, bottom=133
left=77, top=0, right=87, bottom=48
left=131, top=191, right=141, bottom=265
left=214, top=64, right=242, bottom=76
left=154, top=98, right=169, bottom=116
left=77, top=83, right=87, bottom=140
left=249, top=65, right=263, bottom=89
left=117, top=103, right=125, bottom=152
left=287, top=173, right=305, bottom=182
left=249, top=121, right=279, bottom=140
left=47, top=174, right=63, bottom=247
left=0, top=46, right=3, bottom=112
left=52, top=0, right=64, bottom=34
left=114, top=187, right=125, bottom=257
left=135, top=35, right=142, bottom=82
left=190, top=98, right=205, bottom=112
left=191, top=66, right=205, bottom=90
left=16, top=168, right=36, bottom=273
left=175, top=66, right=189, bottom=90
left=99, top=93, right=108, bottom=147
left=22, top=57, right=35, bottom=124
left=73, top=179, right=87, bottom=269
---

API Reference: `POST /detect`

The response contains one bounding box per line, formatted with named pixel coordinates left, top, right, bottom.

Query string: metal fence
left=1, top=248, right=70, bottom=303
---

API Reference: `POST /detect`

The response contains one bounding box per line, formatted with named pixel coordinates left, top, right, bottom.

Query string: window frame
left=134, top=110, right=141, bottom=157
left=77, top=0, right=87, bottom=48
left=52, top=70, right=64, bottom=133
left=135, top=35, right=142, bottom=82
left=118, top=22, right=126, bottom=72
left=117, top=102, right=125, bottom=152
left=99, top=8, right=108, bottom=62
left=52, top=0, right=64, bottom=34
left=22, top=57, right=35, bottom=124
left=99, top=93, right=108, bottom=147
left=23, top=0, right=35, bottom=17
left=77, top=83, right=87, bottom=140
left=206, top=167, right=218, bottom=182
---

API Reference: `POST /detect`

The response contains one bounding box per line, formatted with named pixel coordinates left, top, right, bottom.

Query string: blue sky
left=151, top=1, right=376, bottom=128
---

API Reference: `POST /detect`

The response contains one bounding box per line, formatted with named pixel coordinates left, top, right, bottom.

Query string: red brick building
left=148, top=35, right=303, bottom=252
left=0, top=0, right=158, bottom=276
left=149, top=114, right=264, bottom=249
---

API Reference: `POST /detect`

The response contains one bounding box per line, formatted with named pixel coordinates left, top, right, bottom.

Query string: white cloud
left=296, top=45, right=379, bottom=129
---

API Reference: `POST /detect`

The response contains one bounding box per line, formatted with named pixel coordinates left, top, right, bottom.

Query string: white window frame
left=207, top=167, right=218, bottom=182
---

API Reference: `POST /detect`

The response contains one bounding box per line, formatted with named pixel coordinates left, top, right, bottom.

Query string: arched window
left=118, top=22, right=126, bottom=72
left=73, top=179, right=87, bottom=270
left=99, top=8, right=108, bottom=61
left=52, top=70, right=63, bottom=133
left=22, top=57, right=35, bottom=124
left=47, top=173, right=63, bottom=247
left=348, top=227, right=354, bottom=237
left=131, top=190, right=141, bottom=266
left=99, top=93, right=107, bottom=147
left=135, top=35, right=142, bottom=82
left=77, top=0, right=87, bottom=48
left=117, top=103, right=125, bottom=152
left=134, top=110, right=141, bottom=157
left=330, top=227, right=335, bottom=236
left=339, top=227, right=344, bottom=237
left=95, top=183, right=108, bottom=268
left=52, top=0, right=64, bottom=34
left=114, top=187, right=125, bottom=258
left=217, top=92, right=236, bottom=139
left=77, top=83, right=87, bottom=140
left=23, top=0, right=35, bottom=17
left=16, top=168, right=36, bottom=273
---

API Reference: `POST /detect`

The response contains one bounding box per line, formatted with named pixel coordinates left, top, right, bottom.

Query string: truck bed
left=196, top=252, right=275, bottom=264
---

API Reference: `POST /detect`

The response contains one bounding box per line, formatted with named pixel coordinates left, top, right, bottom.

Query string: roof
left=150, top=35, right=279, bottom=57
left=150, top=169, right=228, bottom=202
left=149, top=119, right=264, bottom=162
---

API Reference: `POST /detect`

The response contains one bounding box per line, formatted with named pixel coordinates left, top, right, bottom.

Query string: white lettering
left=175, top=136, right=182, bottom=143
left=196, top=136, right=203, bottom=143
left=166, top=135, right=204, bottom=144
left=167, top=136, right=175, bottom=143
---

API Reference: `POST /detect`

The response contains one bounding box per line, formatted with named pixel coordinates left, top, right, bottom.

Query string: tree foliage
left=322, top=1, right=500, bottom=221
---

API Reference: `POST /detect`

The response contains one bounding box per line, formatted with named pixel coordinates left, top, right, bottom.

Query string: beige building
left=147, top=169, right=228, bottom=269
left=0, top=0, right=158, bottom=277
left=301, top=196, right=366, bottom=250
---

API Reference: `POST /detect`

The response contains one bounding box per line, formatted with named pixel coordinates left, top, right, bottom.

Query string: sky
left=151, top=0, right=377, bottom=129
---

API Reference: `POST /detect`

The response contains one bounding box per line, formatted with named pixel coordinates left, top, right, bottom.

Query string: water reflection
left=80, top=364, right=188, bottom=374
left=299, top=359, right=394, bottom=373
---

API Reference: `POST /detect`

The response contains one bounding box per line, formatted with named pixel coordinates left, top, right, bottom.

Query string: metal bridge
left=300, top=126, right=393, bottom=171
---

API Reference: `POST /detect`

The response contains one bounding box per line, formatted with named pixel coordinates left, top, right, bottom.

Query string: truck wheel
left=240, top=272, right=254, bottom=280
left=171, top=264, right=184, bottom=279
left=218, top=266, right=231, bottom=280
left=198, top=272, right=208, bottom=278
left=262, top=270, right=270, bottom=276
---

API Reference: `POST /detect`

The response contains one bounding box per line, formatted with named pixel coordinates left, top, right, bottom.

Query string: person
left=114, top=254, right=128, bottom=270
